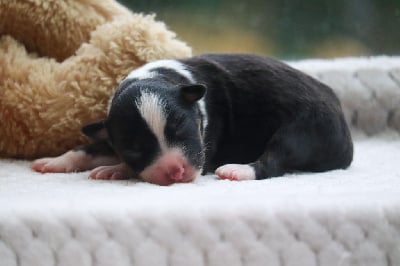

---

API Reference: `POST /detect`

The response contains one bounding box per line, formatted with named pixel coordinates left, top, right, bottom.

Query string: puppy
left=32, top=53, right=353, bottom=185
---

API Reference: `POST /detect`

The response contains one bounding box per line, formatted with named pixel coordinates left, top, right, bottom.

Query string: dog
left=32, top=53, right=353, bottom=185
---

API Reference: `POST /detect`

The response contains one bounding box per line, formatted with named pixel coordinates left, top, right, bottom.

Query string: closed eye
left=175, top=126, right=188, bottom=139
left=107, top=139, right=113, bottom=147
left=124, top=150, right=142, bottom=161
left=167, top=121, right=187, bottom=139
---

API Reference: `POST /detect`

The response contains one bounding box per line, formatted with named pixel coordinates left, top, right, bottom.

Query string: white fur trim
left=107, top=95, right=113, bottom=114
left=126, top=60, right=195, bottom=83
left=198, top=98, right=208, bottom=132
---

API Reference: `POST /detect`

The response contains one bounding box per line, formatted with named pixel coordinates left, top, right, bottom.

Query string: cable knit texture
left=291, top=56, right=400, bottom=135
left=0, top=57, right=399, bottom=266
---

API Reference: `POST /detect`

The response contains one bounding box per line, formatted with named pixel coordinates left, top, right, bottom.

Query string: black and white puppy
left=32, top=53, right=353, bottom=185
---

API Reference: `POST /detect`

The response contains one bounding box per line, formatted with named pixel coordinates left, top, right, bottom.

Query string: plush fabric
left=0, top=137, right=399, bottom=266
left=0, top=0, right=191, bottom=159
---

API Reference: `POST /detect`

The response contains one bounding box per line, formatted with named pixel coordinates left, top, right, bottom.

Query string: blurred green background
left=118, top=0, right=400, bottom=59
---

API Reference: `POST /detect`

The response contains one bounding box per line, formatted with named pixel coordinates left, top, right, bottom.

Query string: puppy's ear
left=179, top=84, right=206, bottom=103
left=81, top=120, right=108, bottom=140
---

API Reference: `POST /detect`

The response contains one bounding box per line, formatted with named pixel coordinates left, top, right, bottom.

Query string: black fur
left=81, top=53, right=353, bottom=180
left=181, top=54, right=353, bottom=178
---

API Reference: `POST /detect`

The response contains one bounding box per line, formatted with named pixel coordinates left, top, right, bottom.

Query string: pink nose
left=168, top=165, right=185, bottom=181
left=139, top=148, right=197, bottom=185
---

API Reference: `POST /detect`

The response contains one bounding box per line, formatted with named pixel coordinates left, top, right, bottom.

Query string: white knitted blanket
left=1, top=56, right=400, bottom=266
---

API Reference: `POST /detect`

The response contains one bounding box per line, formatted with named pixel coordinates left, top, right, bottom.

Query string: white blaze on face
left=136, top=92, right=168, bottom=150
left=121, top=59, right=209, bottom=131
left=135, top=92, right=202, bottom=185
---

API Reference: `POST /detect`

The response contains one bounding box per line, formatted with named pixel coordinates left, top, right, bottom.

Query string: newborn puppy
left=32, top=53, right=353, bottom=185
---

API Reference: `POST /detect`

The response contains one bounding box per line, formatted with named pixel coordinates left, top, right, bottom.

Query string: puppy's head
left=83, top=80, right=206, bottom=185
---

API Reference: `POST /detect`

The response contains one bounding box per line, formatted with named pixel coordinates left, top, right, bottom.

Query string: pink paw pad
left=31, top=151, right=90, bottom=173
left=89, top=164, right=130, bottom=180
left=215, top=164, right=256, bottom=181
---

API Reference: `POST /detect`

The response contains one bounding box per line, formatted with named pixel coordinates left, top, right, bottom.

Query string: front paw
left=89, top=163, right=131, bottom=180
left=32, top=151, right=90, bottom=173
left=215, top=164, right=256, bottom=181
